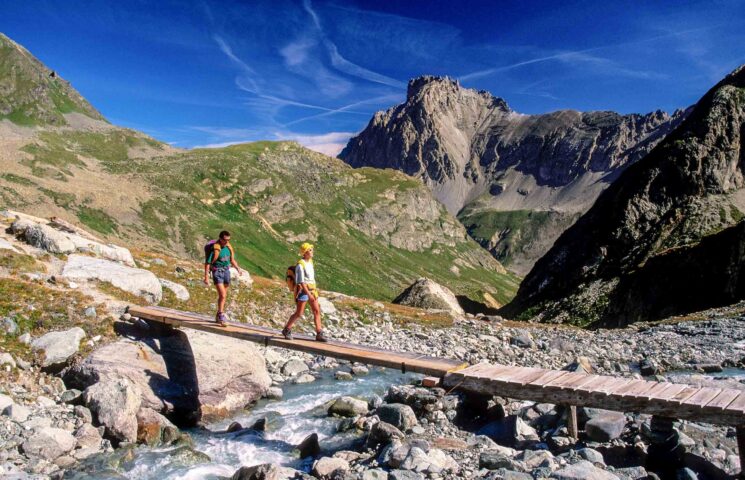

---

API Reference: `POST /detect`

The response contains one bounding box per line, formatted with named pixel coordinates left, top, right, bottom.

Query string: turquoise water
left=99, top=368, right=419, bottom=479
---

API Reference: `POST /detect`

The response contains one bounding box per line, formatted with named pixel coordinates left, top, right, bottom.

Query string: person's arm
left=228, top=244, right=241, bottom=273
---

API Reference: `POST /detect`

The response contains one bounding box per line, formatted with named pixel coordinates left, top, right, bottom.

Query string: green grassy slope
left=0, top=33, right=104, bottom=126
left=7, top=131, right=519, bottom=305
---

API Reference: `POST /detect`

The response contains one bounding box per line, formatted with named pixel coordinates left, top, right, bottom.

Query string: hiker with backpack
left=282, top=242, right=328, bottom=342
left=203, top=230, right=243, bottom=327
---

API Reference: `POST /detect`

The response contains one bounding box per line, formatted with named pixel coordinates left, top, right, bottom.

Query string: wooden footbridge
left=128, top=305, right=745, bottom=472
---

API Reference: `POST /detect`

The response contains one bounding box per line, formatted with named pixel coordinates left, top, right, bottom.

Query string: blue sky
left=3, top=0, right=745, bottom=155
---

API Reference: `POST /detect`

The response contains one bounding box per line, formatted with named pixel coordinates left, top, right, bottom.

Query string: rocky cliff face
left=0, top=33, right=104, bottom=126
left=502, top=65, right=745, bottom=326
left=340, top=76, right=687, bottom=273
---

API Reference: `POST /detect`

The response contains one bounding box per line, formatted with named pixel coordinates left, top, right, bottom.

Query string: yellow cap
left=299, top=242, right=314, bottom=255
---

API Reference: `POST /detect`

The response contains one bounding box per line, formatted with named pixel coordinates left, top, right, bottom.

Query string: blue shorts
left=212, top=267, right=230, bottom=285
left=296, top=293, right=309, bottom=302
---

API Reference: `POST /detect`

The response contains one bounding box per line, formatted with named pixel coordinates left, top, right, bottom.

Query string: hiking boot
left=281, top=327, right=293, bottom=340
left=315, top=330, right=329, bottom=342
left=216, top=312, right=228, bottom=327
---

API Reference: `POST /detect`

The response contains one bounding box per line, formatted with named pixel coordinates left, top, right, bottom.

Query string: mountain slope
left=0, top=33, right=104, bottom=126
left=502, top=65, right=745, bottom=326
left=0, top=34, right=517, bottom=305
left=339, top=76, right=687, bottom=274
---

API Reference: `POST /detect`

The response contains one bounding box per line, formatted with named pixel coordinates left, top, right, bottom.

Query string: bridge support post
left=566, top=405, right=578, bottom=439
left=737, top=425, right=745, bottom=479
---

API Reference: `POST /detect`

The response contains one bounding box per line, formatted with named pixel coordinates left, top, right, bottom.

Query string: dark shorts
left=212, top=267, right=230, bottom=285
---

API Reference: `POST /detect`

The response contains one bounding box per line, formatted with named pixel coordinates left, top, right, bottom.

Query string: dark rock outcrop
left=502, top=65, right=745, bottom=326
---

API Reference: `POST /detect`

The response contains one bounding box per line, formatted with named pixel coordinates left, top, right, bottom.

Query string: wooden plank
left=530, top=370, right=567, bottom=387
left=683, top=388, right=722, bottom=408
left=669, top=386, right=701, bottom=405
left=725, top=392, right=745, bottom=414
left=649, top=383, right=688, bottom=400
left=704, top=389, right=742, bottom=411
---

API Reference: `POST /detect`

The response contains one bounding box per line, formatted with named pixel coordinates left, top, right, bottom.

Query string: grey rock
left=0, top=393, right=13, bottom=411
left=61, top=254, right=162, bottom=303
left=312, top=457, right=349, bottom=479
left=351, top=365, right=369, bottom=376
left=585, top=412, right=627, bottom=442
left=231, top=463, right=302, bottom=480
left=74, top=405, right=93, bottom=423
left=388, top=470, right=424, bottom=480
left=83, top=378, right=142, bottom=443
left=159, top=278, right=190, bottom=302
left=60, top=389, right=82, bottom=404
left=614, top=466, right=648, bottom=480
left=510, top=332, right=534, bottom=349
left=0, top=352, right=16, bottom=368
left=392, top=278, right=464, bottom=316
left=367, top=421, right=405, bottom=447
left=74, top=423, right=103, bottom=450
left=265, top=387, right=283, bottom=400
left=676, top=468, right=698, bottom=480
left=329, top=396, right=369, bottom=417
left=335, top=371, right=353, bottom=381
left=30, top=327, right=86, bottom=369
left=64, top=329, right=271, bottom=423
left=21, top=427, right=77, bottom=460
left=84, top=307, right=97, bottom=318
left=1, top=316, right=18, bottom=336
left=361, top=470, right=389, bottom=480
left=18, top=332, right=32, bottom=344
left=479, top=450, right=522, bottom=471
left=477, top=415, right=539, bottom=448
left=296, top=433, right=321, bottom=458
left=281, top=359, right=309, bottom=377
left=577, top=448, right=605, bottom=465
left=551, top=460, right=619, bottom=480
left=377, top=403, right=418, bottom=431
left=3, top=403, right=30, bottom=422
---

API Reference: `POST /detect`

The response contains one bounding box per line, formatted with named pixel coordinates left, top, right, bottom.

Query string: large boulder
left=65, top=328, right=271, bottom=425
left=477, top=415, right=540, bottom=448
left=231, top=463, right=302, bottom=480
left=585, top=412, right=627, bottom=442
left=136, top=407, right=180, bottom=446
left=12, top=220, right=76, bottom=254
left=30, top=327, right=86, bottom=369
left=159, top=279, right=190, bottom=302
left=10, top=216, right=135, bottom=265
left=312, top=457, right=350, bottom=479
left=21, top=427, right=77, bottom=460
left=392, top=278, right=464, bottom=315
left=328, top=396, right=369, bottom=417
left=62, top=254, right=162, bottom=303
left=83, top=378, right=142, bottom=443
left=377, top=403, right=418, bottom=432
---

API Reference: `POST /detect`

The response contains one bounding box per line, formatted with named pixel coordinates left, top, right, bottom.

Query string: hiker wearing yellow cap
left=282, top=243, right=328, bottom=342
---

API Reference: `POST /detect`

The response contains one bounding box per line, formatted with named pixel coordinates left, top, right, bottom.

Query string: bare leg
left=285, top=301, right=307, bottom=330
left=216, top=283, right=228, bottom=314
left=309, top=297, right=322, bottom=333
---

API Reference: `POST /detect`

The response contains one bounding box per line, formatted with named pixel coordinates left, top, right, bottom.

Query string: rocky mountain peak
left=406, top=75, right=510, bottom=111
left=503, top=63, right=745, bottom=326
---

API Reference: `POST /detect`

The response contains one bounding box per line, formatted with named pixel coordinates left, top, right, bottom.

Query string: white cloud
left=276, top=131, right=355, bottom=157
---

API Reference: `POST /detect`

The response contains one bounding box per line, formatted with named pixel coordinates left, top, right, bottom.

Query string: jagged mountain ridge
left=340, top=76, right=688, bottom=274
left=502, top=65, right=745, bottom=326
left=0, top=33, right=104, bottom=126
left=0, top=33, right=518, bottom=305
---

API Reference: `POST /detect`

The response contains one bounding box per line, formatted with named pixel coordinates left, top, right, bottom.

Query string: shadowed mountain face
left=502, top=65, right=745, bottom=327
left=340, top=76, right=687, bottom=274
left=0, top=33, right=104, bottom=126
left=0, top=34, right=518, bottom=305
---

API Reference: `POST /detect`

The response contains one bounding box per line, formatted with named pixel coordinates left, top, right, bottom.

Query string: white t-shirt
left=295, top=259, right=315, bottom=285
